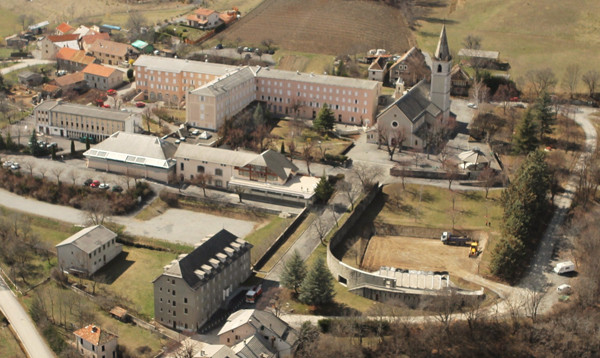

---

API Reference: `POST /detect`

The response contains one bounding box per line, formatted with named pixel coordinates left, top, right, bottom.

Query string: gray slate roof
left=255, top=66, right=380, bottom=90
left=56, top=225, right=116, bottom=254
left=174, top=143, right=256, bottom=167
left=134, top=55, right=236, bottom=76
left=160, top=229, right=250, bottom=289
left=434, top=25, right=452, bottom=61
left=231, top=335, right=275, bottom=358
left=35, top=101, right=135, bottom=122
left=457, top=48, right=499, bottom=60
left=378, top=80, right=441, bottom=123
left=245, top=150, right=298, bottom=180
left=190, top=67, right=256, bottom=97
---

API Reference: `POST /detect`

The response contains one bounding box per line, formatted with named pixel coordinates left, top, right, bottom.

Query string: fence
left=0, top=267, right=22, bottom=295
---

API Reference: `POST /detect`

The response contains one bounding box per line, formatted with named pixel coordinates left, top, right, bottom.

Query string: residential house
left=84, top=132, right=176, bottom=183
left=82, top=63, right=123, bottom=91
left=52, top=71, right=87, bottom=93
left=219, top=10, right=238, bottom=25
left=369, top=25, right=453, bottom=150
left=174, top=144, right=316, bottom=205
left=73, top=324, right=118, bottom=358
left=34, top=101, right=140, bottom=141
left=457, top=48, right=500, bottom=69
left=218, top=309, right=299, bottom=358
left=367, top=55, right=391, bottom=82
left=88, top=39, right=136, bottom=65
left=41, top=83, right=61, bottom=99
left=55, top=22, right=75, bottom=35
left=388, top=47, right=430, bottom=87
left=153, top=229, right=252, bottom=332
left=38, top=34, right=80, bottom=60
left=18, top=71, right=43, bottom=87
left=73, top=25, right=93, bottom=38
left=81, top=32, right=110, bottom=52
left=450, top=64, right=472, bottom=97
left=187, top=8, right=222, bottom=29
left=231, top=336, right=275, bottom=358
left=56, top=225, right=122, bottom=276
left=56, top=47, right=98, bottom=72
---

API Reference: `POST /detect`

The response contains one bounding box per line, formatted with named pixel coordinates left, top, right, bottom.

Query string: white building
left=73, top=324, right=118, bottom=358
left=56, top=225, right=122, bottom=277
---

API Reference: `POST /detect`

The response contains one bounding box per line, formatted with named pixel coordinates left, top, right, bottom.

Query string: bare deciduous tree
left=336, top=180, right=359, bottom=210
left=562, top=64, right=581, bottom=99
left=582, top=70, right=600, bottom=99
left=50, top=167, right=64, bottom=185
left=82, top=197, right=112, bottom=225
left=301, top=141, right=315, bottom=176
left=525, top=68, right=557, bottom=97
left=351, top=161, right=382, bottom=192
left=378, top=125, right=406, bottom=160
left=479, top=167, right=497, bottom=198
left=523, top=289, right=544, bottom=323
left=22, top=160, right=35, bottom=176
left=191, top=173, right=213, bottom=197
left=313, top=216, right=328, bottom=245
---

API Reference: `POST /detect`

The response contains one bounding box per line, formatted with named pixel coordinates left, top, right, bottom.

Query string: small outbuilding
left=18, top=71, right=43, bottom=87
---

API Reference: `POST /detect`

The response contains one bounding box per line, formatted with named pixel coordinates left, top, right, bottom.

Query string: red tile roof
left=56, top=48, right=96, bottom=65
left=73, top=325, right=117, bottom=346
left=81, top=32, right=110, bottom=45
left=47, top=34, right=80, bottom=43
left=89, top=39, right=133, bottom=57
left=219, top=12, right=236, bottom=24
left=194, top=8, right=216, bottom=16
left=56, top=22, right=74, bottom=34
left=83, top=63, right=118, bottom=78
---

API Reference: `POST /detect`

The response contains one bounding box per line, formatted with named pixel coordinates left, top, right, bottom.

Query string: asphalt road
left=0, top=59, right=55, bottom=75
left=0, top=276, right=55, bottom=358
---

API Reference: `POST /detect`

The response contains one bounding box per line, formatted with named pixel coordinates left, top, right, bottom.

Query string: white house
left=56, top=225, right=122, bottom=277
left=73, top=324, right=118, bottom=358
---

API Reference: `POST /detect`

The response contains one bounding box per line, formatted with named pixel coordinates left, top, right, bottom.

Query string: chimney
left=91, top=326, right=98, bottom=333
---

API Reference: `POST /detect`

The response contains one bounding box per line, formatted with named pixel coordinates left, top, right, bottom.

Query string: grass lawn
left=93, top=247, right=176, bottom=320
left=0, top=322, right=25, bottom=358
left=3, top=64, right=56, bottom=85
left=135, top=197, right=169, bottom=221
left=414, top=0, right=600, bottom=84
left=270, top=118, right=353, bottom=161
left=163, top=24, right=209, bottom=42
left=377, top=184, right=503, bottom=231
left=272, top=50, right=335, bottom=74
left=244, top=216, right=292, bottom=267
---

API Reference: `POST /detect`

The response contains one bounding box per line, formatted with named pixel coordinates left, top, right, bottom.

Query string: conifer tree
left=512, top=109, right=539, bottom=154
left=313, top=104, right=334, bottom=133
left=280, top=250, right=307, bottom=294
left=314, top=175, right=334, bottom=203
left=299, top=257, right=335, bottom=306
left=533, top=91, right=555, bottom=142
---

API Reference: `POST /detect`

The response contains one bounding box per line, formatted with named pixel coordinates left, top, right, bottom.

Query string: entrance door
left=172, top=321, right=176, bottom=329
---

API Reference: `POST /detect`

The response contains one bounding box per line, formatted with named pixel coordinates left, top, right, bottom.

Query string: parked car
left=215, top=43, right=223, bottom=50
left=557, top=284, right=572, bottom=294
left=102, top=104, right=110, bottom=108
left=10, top=163, right=20, bottom=170
left=112, top=185, right=123, bottom=193
left=84, top=178, right=94, bottom=186
left=554, top=261, right=576, bottom=275
left=467, top=103, right=478, bottom=109
left=2, top=161, right=13, bottom=168
left=99, top=183, right=110, bottom=190
left=107, top=89, right=117, bottom=96
left=90, top=180, right=100, bottom=188
left=136, top=102, right=146, bottom=108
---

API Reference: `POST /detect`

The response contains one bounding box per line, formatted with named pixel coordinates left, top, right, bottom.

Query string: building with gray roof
left=84, top=131, right=177, bottom=183
left=153, top=229, right=252, bottom=332
left=56, top=225, right=122, bottom=276
left=34, top=100, right=140, bottom=141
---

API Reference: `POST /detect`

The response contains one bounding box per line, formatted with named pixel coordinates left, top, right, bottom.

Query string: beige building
left=133, top=55, right=235, bottom=105
left=388, top=47, right=430, bottom=87
left=368, top=55, right=391, bottom=82
left=38, top=34, right=80, bottom=60
left=88, top=39, right=135, bottom=65
left=56, top=225, right=122, bottom=277
left=186, top=67, right=257, bottom=130
left=153, top=229, right=252, bottom=332
left=174, top=144, right=317, bottom=205
left=73, top=324, right=118, bottom=358
left=186, top=8, right=222, bottom=29
left=82, top=63, right=124, bottom=91
left=34, top=100, right=139, bottom=140
left=218, top=309, right=298, bottom=358
left=84, top=132, right=177, bottom=183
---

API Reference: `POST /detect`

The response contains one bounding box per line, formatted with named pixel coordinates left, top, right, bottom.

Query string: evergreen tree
left=70, top=139, right=75, bottom=156
left=127, top=68, right=134, bottom=82
left=299, top=257, right=335, bottom=306
left=512, top=109, right=539, bottom=154
left=280, top=141, right=285, bottom=154
left=532, top=92, right=555, bottom=142
left=313, top=104, right=335, bottom=133
left=314, top=175, right=334, bottom=203
left=0, top=131, right=5, bottom=150
left=253, top=103, right=266, bottom=127
left=85, top=137, right=91, bottom=150
left=29, top=129, right=43, bottom=157
left=489, top=236, right=527, bottom=281
left=51, top=145, right=57, bottom=160
left=5, top=132, right=15, bottom=151
left=280, top=250, right=307, bottom=294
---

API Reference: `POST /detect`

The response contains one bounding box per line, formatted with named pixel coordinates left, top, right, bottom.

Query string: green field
left=415, top=0, right=600, bottom=84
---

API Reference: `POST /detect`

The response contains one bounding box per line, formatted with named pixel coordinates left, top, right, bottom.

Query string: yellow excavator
left=469, top=241, right=479, bottom=258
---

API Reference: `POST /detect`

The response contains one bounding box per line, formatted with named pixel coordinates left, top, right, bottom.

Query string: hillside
left=415, top=0, right=600, bottom=83
left=221, top=0, right=415, bottom=56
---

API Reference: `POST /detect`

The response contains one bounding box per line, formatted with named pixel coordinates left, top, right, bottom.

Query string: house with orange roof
left=38, top=34, right=80, bottom=60
left=82, top=63, right=124, bottom=91
left=219, top=10, right=238, bottom=25
left=56, top=47, right=98, bottom=72
left=73, top=324, right=117, bottom=358
left=88, top=39, right=136, bottom=65
left=80, top=31, right=110, bottom=52
left=55, top=22, right=75, bottom=35
left=187, top=8, right=222, bottom=29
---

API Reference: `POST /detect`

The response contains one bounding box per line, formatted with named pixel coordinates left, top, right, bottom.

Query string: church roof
left=378, top=80, right=441, bottom=124
left=434, top=25, right=452, bottom=61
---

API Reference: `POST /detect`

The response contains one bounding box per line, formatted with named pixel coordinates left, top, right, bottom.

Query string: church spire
left=434, top=24, right=451, bottom=61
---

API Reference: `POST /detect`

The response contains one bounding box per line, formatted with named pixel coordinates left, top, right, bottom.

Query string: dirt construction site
left=360, top=234, right=488, bottom=275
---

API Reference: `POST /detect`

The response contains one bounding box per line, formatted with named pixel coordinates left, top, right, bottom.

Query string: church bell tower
left=430, top=25, right=452, bottom=120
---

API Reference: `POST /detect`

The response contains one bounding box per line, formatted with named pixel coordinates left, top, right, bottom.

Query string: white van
left=553, top=261, right=575, bottom=274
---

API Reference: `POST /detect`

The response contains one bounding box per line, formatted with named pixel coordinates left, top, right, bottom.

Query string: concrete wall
left=87, top=157, right=175, bottom=184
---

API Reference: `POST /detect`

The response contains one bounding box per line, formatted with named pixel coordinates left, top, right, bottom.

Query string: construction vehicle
left=245, top=284, right=263, bottom=304
left=469, top=242, right=479, bottom=257
left=441, top=232, right=472, bottom=246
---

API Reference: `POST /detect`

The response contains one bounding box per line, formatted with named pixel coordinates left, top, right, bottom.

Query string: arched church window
left=437, top=64, right=442, bottom=73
